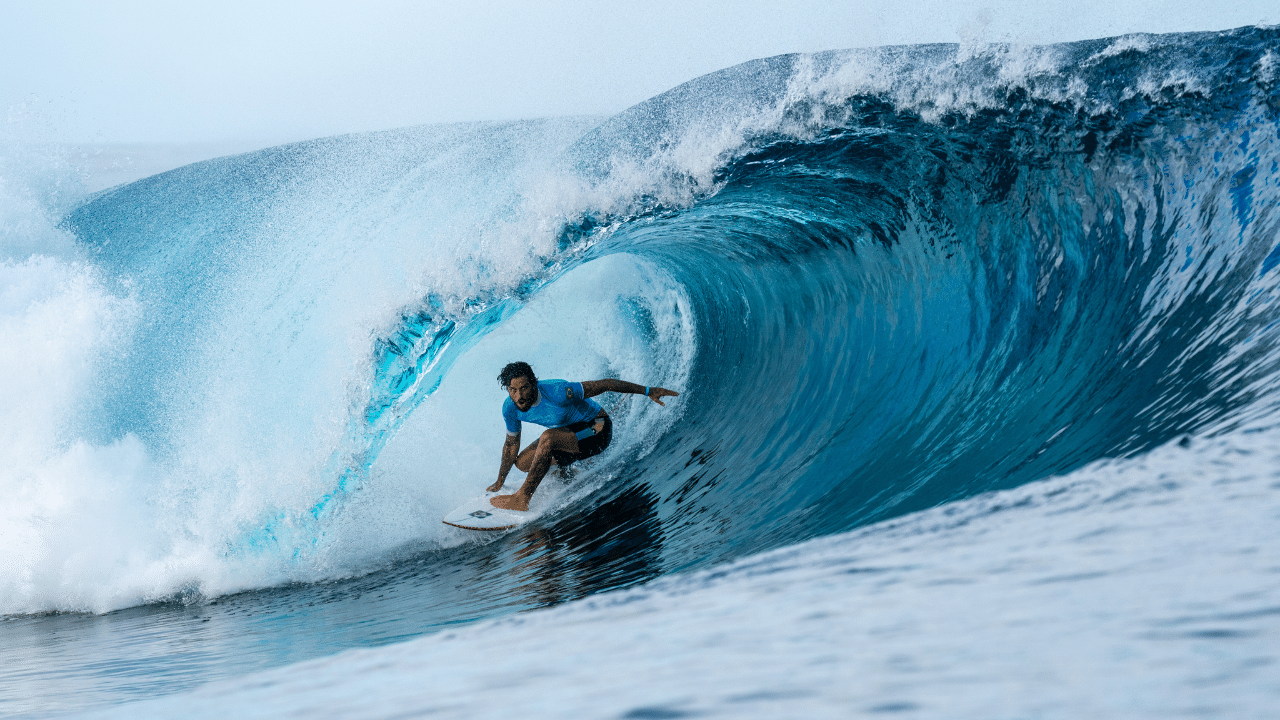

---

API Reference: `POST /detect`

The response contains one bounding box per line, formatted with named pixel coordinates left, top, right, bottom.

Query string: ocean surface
left=3, top=26, right=1279, bottom=719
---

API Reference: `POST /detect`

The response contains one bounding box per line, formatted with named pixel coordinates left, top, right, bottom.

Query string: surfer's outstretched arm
left=581, top=379, right=680, bottom=406
left=488, top=432, right=520, bottom=493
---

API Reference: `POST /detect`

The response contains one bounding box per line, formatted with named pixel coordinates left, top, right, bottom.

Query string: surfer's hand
left=647, top=387, right=680, bottom=406
left=487, top=479, right=505, bottom=493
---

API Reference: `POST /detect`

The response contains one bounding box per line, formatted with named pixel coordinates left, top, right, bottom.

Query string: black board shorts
left=552, top=414, right=612, bottom=466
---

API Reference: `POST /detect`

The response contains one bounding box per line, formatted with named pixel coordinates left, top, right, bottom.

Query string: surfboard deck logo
left=443, top=494, right=529, bottom=531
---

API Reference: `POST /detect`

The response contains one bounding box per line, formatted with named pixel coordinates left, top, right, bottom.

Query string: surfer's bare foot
left=491, top=493, right=530, bottom=511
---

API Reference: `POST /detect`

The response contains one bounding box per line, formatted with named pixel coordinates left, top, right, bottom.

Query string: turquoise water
left=3, top=26, right=1280, bottom=717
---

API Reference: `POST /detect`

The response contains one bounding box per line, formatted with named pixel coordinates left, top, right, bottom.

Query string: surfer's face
left=508, top=376, right=537, bottom=411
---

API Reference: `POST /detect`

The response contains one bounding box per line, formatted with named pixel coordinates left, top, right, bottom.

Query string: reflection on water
left=512, top=481, right=665, bottom=607
left=0, top=476, right=667, bottom=718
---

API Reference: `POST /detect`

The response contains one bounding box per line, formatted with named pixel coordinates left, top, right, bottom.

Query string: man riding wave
left=489, top=361, right=679, bottom=511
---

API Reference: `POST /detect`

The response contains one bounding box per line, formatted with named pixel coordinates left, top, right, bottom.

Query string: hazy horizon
left=3, top=1, right=1275, bottom=149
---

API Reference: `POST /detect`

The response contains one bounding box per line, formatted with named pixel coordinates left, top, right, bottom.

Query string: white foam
left=0, top=156, right=161, bottom=613
left=2, top=34, right=1271, bottom=617
left=1259, top=50, right=1278, bottom=84
left=73, top=427, right=1280, bottom=719
left=1089, top=33, right=1155, bottom=62
left=0, top=121, right=584, bottom=613
left=352, top=253, right=695, bottom=556
left=0, top=119, right=707, bottom=614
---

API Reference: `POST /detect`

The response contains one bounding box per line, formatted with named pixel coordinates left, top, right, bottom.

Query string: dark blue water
left=3, top=25, right=1280, bottom=718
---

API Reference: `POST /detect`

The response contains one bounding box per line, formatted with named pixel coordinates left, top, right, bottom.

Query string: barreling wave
left=6, top=26, right=1280, bottom=628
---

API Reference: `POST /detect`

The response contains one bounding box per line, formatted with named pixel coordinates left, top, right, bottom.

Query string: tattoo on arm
left=581, top=379, right=645, bottom=398
left=581, top=379, right=681, bottom=405
left=492, top=434, right=520, bottom=491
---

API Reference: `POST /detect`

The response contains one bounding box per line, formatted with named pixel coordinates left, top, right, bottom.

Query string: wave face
left=3, top=24, right=1280, bottom=716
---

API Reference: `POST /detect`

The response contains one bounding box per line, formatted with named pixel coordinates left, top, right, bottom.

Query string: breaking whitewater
left=3, top=25, right=1280, bottom=719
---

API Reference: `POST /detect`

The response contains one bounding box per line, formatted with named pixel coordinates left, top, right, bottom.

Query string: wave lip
left=570, top=24, right=1280, bottom=567
left=2, top=24, right=1280, bottom=717
left=9, top=24, right=1280, bottom=611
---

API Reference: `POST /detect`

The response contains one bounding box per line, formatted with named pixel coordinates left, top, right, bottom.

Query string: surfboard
left=442, top=493, right=529, bottom=531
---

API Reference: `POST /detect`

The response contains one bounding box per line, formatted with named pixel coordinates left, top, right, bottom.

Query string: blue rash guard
left=503, top=380, right=603, bottom=437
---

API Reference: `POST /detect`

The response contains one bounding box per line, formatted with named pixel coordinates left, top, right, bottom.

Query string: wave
left=3, top=25, right=1279, bottom=630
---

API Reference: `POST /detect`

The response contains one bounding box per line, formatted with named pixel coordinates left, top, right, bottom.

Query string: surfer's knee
left=533, top=429, right=573, bottom=463
left=528, top=435, right=558, bottom=472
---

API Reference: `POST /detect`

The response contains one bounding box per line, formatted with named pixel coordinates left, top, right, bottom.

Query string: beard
left=515, top=391, right=538, bottom=411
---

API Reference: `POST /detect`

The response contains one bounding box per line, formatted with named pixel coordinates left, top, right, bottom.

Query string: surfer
left=488, top=361, right=678, bottom=511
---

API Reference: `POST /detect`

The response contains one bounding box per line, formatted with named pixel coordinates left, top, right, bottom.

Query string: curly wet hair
left=497, top=361, right=537, bottom=389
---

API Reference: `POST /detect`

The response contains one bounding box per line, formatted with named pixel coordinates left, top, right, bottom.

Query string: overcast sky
left=2, top=1, right=1275, bottom=146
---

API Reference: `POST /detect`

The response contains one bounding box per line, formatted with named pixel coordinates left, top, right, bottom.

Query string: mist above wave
left=3, top=26, right=1278, bottom=622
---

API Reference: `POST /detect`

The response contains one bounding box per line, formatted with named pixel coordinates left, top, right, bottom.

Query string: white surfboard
left=442, top=493, right=530, bottom=531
